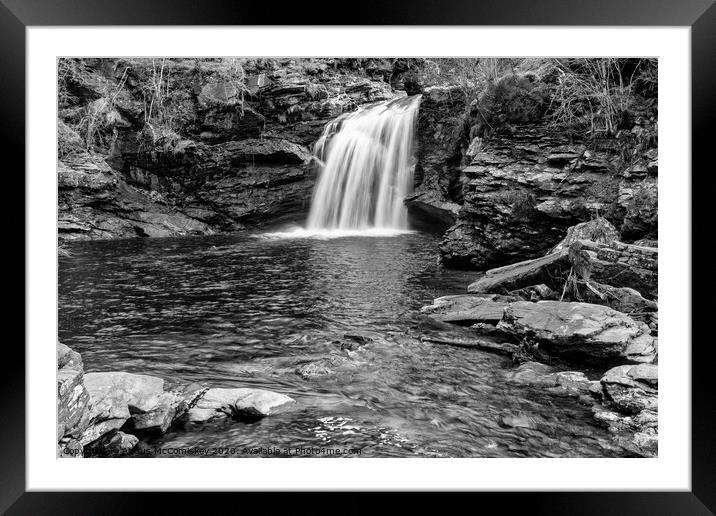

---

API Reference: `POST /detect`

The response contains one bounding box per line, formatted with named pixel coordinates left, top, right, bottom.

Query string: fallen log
left=467, top=248, right=570, bottom=294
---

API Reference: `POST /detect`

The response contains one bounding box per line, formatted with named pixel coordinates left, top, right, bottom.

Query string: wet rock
left=413, top=85, right=466, bottom=233
left=505, top=361, right=593, bottom=394
left=187, top=387, right=295, bottom=422
left=497, top=301, right=657, bottom=363
left=405, top=191, right=461, bottom=232
left=85, top=430, right=139, bottom=457
left=499, top=413, right=536, bottom=429
left=468, top=249, right=570, bottom=294
left=504, top=361, right=556, bottom=387
left=339, top=331, right=381, bottom=351
left=420, top=294, right=513, bottom=325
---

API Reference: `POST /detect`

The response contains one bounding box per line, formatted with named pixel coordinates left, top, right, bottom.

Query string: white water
left=306, top=95, right=422, bottom=232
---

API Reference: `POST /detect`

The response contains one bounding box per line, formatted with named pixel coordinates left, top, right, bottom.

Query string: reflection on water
left=58, top=232, right=633, bottom=457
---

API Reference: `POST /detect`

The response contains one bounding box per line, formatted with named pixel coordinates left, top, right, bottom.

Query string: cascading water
left=306, top=95, right=422, bottom=232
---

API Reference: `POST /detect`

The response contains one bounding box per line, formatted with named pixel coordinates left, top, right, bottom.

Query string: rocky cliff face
left=438, top=123, right=658, bottom=269
left=58, top=58, right=403, bottom=240
left=58, top=58, right=658, bottom=276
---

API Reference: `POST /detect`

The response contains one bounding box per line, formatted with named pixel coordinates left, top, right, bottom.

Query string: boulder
left=598, top=364, right=658, bottom=414
left=80, top=371, right=168, bottom=444
left=548, top=217, right=620, bottom=254
left=187, top=387, right=295, bottom=422
left=123, top=392, right=187, bottom=435
left=84, top=372, right=166, bottom=415
left=420, top=294, right=513, bottom=325
left=497, top=301, right=657, bottom=363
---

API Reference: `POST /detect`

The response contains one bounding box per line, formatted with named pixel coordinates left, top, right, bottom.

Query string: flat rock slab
left=420, top=294, right=512, bottom=325
left=497, top=301, right=657, bottom=363
left=84, top=371, right=166, bottom=413
left=188, top=387, right=296, bottom=422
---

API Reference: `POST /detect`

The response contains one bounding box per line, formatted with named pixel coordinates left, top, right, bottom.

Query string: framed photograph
left=6, top=0, right=713, bottom=511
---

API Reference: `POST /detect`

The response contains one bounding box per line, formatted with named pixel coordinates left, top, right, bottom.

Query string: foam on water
left=256, top=226, right=416, bottom=241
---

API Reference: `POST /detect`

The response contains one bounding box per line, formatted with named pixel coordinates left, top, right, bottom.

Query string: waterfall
left=306, top=95, right=421, bottom=231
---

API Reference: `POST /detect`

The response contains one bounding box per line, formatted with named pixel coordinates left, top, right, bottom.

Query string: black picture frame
left=4, top=0, right=713, bottom=512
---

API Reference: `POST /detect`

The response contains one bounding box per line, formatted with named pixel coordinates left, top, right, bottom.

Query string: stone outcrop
left=59, top=152, right=214, bottom=240
left=497, top=301, right=657, bottom=364
left=407, top=85, right=467, bottom=230
left=57, top=342, right=296, bottom=457
left=438, top=125, right=658, bottom=270
left=58, top=58, right=408, bottom=240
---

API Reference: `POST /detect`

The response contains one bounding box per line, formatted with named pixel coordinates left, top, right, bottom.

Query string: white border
left=28, top=27, right=691, bottom=491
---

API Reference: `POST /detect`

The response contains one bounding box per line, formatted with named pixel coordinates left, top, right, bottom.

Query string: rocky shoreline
left=419, top=218, right=658, bottom=457
left=57, top=342, right=296, bottom=457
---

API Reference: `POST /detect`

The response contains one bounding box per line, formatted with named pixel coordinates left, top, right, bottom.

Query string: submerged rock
left=505, top=361, right=595, bottom=395
left=497, top=301, right=657, bottom=364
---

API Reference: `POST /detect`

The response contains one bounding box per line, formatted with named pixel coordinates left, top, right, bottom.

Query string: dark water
left=58, top=231, right=631, bottom=458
